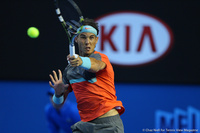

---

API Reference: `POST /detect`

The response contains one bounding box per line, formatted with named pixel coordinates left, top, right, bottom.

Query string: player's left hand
left=67, top=54, right=83, bottom=67
left=49, top=69, right=69, bottom=97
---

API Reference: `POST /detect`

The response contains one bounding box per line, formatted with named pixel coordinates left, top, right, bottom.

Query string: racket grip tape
left=70, top=45, right=76, bottom=56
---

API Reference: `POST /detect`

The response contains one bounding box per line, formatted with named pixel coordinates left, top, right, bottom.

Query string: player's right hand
left=67, top=54, right=83, bottom=67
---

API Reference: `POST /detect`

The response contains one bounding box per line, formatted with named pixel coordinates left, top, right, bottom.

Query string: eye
left=90, top=36, right=95, bottom=40
left=80, top=36, right=86, bottom=39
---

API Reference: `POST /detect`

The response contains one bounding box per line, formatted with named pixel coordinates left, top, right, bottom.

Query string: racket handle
left=68, top=45, right=77, bottom=64
left=69, top=35, right=78, bottom=58
left=70, top=45, right=75, bottom=56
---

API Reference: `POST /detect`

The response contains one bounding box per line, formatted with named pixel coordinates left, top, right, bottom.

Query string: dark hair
left=83, top=18, right=99, bottom=35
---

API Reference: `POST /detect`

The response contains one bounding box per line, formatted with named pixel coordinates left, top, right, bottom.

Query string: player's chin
left=84, top=50, right=93, bottom=56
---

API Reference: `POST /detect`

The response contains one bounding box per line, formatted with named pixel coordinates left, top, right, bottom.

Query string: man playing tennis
left=49, top=18, right=125, bottom=133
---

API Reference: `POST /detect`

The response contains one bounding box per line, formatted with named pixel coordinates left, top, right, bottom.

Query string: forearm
left=68, top=55, right=106, bottom=73
left=52, top=89, right=70, bottom=109
left=79, top=57, right=106, bottom=73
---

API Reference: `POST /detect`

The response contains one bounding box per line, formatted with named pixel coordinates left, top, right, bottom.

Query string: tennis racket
left=54, top=0, right=84, bottom=57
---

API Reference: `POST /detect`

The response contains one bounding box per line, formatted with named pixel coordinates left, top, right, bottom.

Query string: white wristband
left=52, top=94, right=64, bottom=104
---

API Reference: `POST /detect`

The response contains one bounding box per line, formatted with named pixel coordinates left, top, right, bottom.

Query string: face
left=75, top=32, right=98, bottom=56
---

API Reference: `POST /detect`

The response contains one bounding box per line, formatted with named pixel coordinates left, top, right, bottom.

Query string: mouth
left=85, top=47, right=91, bottom=51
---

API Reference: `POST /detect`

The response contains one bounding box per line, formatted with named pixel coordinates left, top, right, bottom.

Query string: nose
left=85, top=38, right=90, bottom=44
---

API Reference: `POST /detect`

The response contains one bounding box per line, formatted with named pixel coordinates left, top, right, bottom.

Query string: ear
left=95, top=37, right=99, bottom=44
left=95, top=37, right=99, bottom=48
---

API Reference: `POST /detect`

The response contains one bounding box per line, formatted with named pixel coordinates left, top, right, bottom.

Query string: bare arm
left=88, top=57, right=106, bottom=73
left=49, top=69, right=70, bottom=108
left=51, top=89, right=70, bottom=109
left=68, top=55, right=106, bottom=73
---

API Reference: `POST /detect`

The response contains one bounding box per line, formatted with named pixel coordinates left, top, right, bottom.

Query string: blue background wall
left=1, top=81, right=199, bottom=133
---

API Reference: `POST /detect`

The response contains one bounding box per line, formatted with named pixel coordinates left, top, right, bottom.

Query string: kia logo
left=95, top=11, right=174, bottom=66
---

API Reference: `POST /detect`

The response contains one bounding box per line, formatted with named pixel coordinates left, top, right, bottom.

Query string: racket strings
left=54, top=0, right=84, bottom=44
left=71, top=20, right=81, bottom=27
left=65, top=20, right=82, bottom=34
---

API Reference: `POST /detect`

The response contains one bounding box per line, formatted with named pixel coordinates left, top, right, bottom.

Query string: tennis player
left=45, top=88, right=80, bottom=133
left=49, top=18, right=125, bottom=133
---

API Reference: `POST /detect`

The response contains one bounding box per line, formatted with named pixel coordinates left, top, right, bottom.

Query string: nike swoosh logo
left=85, top=27, right=91, bottom=29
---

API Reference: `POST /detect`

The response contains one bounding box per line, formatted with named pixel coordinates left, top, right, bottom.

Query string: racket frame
left=54, top=0, right=84, bottom=56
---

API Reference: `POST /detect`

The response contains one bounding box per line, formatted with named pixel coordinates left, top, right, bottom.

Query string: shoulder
left=91, top=51, right=109, bottom=61
left=93, top=51, right=108, bottom=57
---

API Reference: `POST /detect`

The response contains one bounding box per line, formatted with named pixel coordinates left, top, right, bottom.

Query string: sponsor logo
left=155, top=106, right=200, bottom=133
left=95, top=11, right=174, bottom=66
